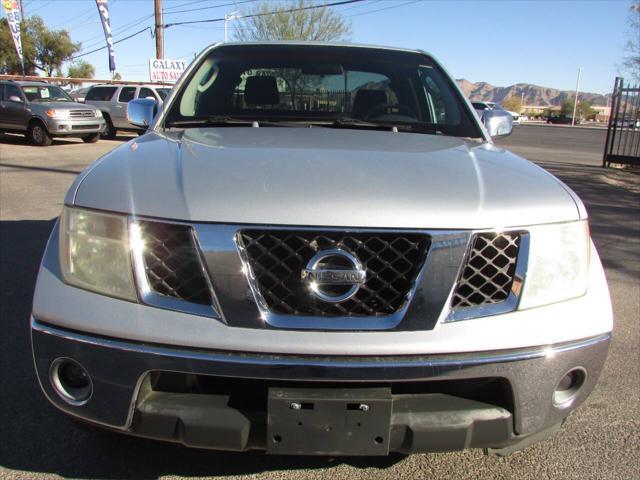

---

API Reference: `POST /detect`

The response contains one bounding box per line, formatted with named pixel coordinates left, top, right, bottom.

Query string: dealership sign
left=149, top=59, right=187, bottom=83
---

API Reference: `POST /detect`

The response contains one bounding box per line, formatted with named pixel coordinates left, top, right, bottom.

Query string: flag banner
left=2, top=0, right=24, bottom=74
left=95, top=0, right=116, bottom=72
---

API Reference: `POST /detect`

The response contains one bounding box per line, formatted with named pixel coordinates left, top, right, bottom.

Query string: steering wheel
left=363, top=103, right=416, bottom=120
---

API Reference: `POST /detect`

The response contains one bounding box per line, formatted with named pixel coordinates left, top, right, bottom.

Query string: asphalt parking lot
left=1, top=125, right=638, bottom=479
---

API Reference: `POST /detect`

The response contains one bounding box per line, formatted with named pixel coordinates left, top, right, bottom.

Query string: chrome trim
left=233, top=226, right=441, bottom=331
left=32, top=318, right=611, bottom=370
left=122, top=215, right=531, bottom=329
left=49, top=357, right=93, bottom=406
left=445, top=231, right=530, bottom=322
left=128, top=218, right=223, bottom=319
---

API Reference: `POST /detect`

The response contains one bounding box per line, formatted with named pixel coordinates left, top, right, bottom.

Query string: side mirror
left=127, top=98, right=157, bottom=129
left=482, top=109, right=513, bottom=138
left=8, top=95, right=23, bottom=103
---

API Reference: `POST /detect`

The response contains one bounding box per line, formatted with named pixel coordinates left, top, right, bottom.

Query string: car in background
left=546, top=115, right=579, bottom=125
left=69, top=86, right=91, bottom=103
left=613, top=116, right=640, bottom=129
left=0, top=80, right=105, bottom=146
left=472, top=101, right=520, bottom=126
left=84, top=84, right=171, bottom=139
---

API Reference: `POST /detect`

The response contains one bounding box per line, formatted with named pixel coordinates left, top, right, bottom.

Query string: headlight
left=45, top=109, right=69, bottom=119
left=519, top=220, right=590, bottom=309
left=95, top=110, right=103, bottom=118
left=59, top=207, right=137, bottom=301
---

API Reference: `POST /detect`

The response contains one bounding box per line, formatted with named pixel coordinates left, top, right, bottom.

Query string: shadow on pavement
left=0, top=162, right=83, bottom=175
left=0, top=220, right=404, bottom=477
left=0, top=133, right=133, bottom=146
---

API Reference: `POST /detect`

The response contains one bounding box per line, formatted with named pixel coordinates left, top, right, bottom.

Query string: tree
left=620, top=2, right=640, bottom=82
left=32, top=17, right=81, bottom=76
left=0, top=16, right=81, bottom=76
left=234, top=0, right=351, bottom=41
left=67, top=60, right=95, bottom=82
left=502, top=96, right=522, bottom=113
left=560, top=98, right=595, bottom=119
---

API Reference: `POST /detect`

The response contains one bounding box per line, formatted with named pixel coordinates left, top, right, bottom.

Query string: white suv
left=84, top=84, right=171, bottom=138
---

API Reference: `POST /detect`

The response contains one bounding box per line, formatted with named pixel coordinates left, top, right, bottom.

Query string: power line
left=163, top=0, right=366, bottom=28
left=348, top=0, right=420, bottom=17
left=71, top=26, right=152, bottom=60
left=163, top=0, right=255, bottom=16
left=162, top=0, right=209, bottom=12
left=71, top=0, right=378, bottom=60
left=77, top=13, right=155, bottom=50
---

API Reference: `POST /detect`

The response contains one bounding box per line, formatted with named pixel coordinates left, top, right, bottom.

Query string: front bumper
left=32, top=318, right=610, bottom=455
left=45, top=117, right=105, bottom=136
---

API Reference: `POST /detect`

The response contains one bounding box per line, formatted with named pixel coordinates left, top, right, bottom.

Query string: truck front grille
left=451, top=232, right=521, bottom=308
left=138, top=221, right=212, bottom=305
left=69, top=109, right=96, bottom=118
left=238, top=230, right=430, bottom=317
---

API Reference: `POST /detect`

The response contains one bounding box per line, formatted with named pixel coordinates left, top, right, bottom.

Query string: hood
left=71, top=127, right=581, bottom=229
left=31, top=101, right=95, bottom=110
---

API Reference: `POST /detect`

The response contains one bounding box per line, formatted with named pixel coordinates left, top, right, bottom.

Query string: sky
left=5, top=0, right=635, bottom=94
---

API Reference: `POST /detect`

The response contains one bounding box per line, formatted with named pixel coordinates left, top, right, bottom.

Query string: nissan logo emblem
left=301, top=248, right=366, bottom=303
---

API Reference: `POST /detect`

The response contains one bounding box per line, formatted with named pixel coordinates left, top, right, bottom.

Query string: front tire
left=82, top=133, right=100, bottom=143
left=100, top=115, right=117, bottom=140
left=28, top=121, right=52, bottom=147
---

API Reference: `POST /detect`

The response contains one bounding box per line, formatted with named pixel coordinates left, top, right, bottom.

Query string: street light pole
left=571, top=67, right=581, bottom=127
left=224, top=11, right=239, bottom=42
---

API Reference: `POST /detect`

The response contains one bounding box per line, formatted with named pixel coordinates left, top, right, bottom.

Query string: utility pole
left=571, top=67, right=581, bottom=127
left=19, top=0, right=24, bottom=19
left=154, top=0, right=164, bottom=59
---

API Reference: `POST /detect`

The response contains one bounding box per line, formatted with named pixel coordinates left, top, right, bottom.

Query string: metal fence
left=603, top=77, right=640, bottom=167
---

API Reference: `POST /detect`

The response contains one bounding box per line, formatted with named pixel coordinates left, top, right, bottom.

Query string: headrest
left=353, top=89, right=387, bottom=117
left=244, top=76, right=279, bottom=106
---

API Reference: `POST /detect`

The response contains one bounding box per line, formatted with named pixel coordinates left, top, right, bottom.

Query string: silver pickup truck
left=31, top=42, right=612, bottom=457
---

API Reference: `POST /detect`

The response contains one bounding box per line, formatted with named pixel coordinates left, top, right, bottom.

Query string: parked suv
left=84, top=83, right=171, bottom=138
left=32, top=43, right=612, bottom=456
left=0, top=80, right=105, bottom=146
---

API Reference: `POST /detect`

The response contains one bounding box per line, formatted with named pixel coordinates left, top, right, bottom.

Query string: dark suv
left=0, top=80, right=105, bottom=146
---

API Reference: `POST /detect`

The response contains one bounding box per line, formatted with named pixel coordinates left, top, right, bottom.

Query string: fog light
left=553, top=367, right=587, bottom=408
left=49, top=358, right=92, bottom=406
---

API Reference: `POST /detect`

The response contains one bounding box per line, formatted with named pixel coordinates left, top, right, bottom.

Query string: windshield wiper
left=165, top=116, right=257, bottom=128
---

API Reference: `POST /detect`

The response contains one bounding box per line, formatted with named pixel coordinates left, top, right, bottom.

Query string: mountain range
left=455, top=79, right=611, bottom=107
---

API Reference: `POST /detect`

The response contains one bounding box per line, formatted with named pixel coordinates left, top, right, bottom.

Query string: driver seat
left=352, top=89, right=387, bottom=119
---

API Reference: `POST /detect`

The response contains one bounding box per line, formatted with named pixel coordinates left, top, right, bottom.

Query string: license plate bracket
left=267, top=387, right=392, bottom=455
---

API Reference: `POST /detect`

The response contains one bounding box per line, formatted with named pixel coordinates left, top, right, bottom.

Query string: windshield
left=165, top=45, right=482, bottom=138
left=21, top=85, right=72, bottom=102
left=156, top=88, right=171, bottom=100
